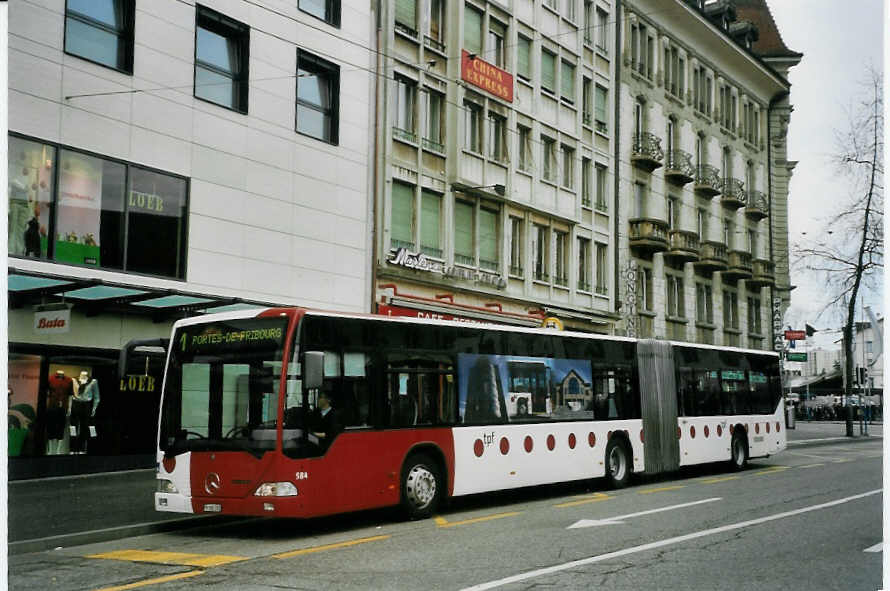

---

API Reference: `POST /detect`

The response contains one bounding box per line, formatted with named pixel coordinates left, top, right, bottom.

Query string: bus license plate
left=203, top=503, right=222, bottom=513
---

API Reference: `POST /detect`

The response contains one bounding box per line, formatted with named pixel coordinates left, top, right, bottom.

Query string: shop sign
left=34, top=308, right=71, bottom=334
left=378, top=304, right=486, bottom=325
left=772, top=297, right=784, bottom=352
left=461, top=50, right=514, bottom=102
left=129, top=190, right=166, bottom=213
left=786, top=352, right=807, bottom=362
left=387, top=247, right=507, bottom=289
left=784, top=330, right=806, bottom=341
left=120, top=374, right=158, bottom=393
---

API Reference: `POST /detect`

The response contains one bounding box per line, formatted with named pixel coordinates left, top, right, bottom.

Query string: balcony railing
left=748, top=258, right=775, bottom=288
left=665, top=149, right=695, bottom=185
left=534, top=270, right=549, bottom=282
left=479, top=259, right=499, bottom=272
left=554, top=275, right=568, bottom=287
left=509, top=265, right=524, bottom=278
left=393, top=126, right=417, bottom=144
left=595, top=283, right=608, bottom=296
left=454, top=254, right=474, bottom=266
left=577, top=280, right=591, bottom=292
left=422, top=137, right=445, bottom=153
left=721, top=177, right=746, bottom=209
left=745, top=190, right=768, bottom=220
left=665, top=229, right=700, bottom=262
left=694, top=164, right=721, bottom=197
left=629, top=218, right=669, bottom=254
left=631, top=132, right=664, bottom=172
left=724, top=249, right=753, bottom=280
left=420, top=246, right=443, bottom=258
left=694, top=240, right=728, bottom=272
left=423, top=35, right=445, bottom=52
left=391, top=239, right=415, bottom=251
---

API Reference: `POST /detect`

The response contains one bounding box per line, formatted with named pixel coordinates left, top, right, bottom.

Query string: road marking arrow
left=567, top=497, right=722, bottom=529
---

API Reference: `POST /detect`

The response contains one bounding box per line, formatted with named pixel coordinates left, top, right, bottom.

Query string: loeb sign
left=461, top=50, right=513, bottom=102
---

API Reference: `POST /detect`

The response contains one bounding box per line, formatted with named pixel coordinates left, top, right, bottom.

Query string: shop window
left=9, top=136, right=189, bottom=279
left=8, top=354, right=42, bottom=457
left=299, top=0, right=340, bottom=27
left=195, top=6, right=250, bottom=113
left=296, top=50, right=340, bottom=144
left=64, top=0, right=135, bottom=73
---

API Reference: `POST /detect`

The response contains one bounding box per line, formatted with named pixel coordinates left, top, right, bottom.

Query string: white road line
left=461, top=489, right=882, bottom=591
left=567, top=498, right=721, bottom=529
left=864, top=542, right=882, bottom=553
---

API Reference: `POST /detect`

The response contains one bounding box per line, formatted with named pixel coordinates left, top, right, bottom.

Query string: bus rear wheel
left=401, top=454, right=441, bottom=520
left=605, top=438, right=631, bottom=489
left=729, top=431, right=748, bottom=471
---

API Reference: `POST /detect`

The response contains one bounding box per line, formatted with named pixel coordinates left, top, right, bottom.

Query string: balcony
left=693, top=164, right=721, bottom=197
left=748, top=258, right=775, bottom=288
left=629, top=218, right=669, bottom=254
left=664, top=230, right=700, bottom=263
left=694, top=240, right=728, bottom=272
left=664, top=149, right=695, bottom=185
left=631, top=132, right=664, bottom=172
left=745, top=190, right=768, bottom=220
left=724, top=249, right=753, bottom=281
left=721, top=178, right=746, bottom=209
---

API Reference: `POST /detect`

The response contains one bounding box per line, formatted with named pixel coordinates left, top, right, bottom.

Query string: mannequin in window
left=23, top=202, right=43, bottom=257
left=70, top=370, right=100, bottom=454
left=46, top=369, right=75, bottom=455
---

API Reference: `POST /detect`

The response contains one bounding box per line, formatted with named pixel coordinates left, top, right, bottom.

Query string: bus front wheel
left=605, top=438, right=631, bottom=489
left=401, top=454, right=441, bottom=520
left=729, top=431, right=748, bottom=471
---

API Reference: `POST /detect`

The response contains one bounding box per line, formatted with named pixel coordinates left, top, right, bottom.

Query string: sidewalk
left=787, top=420, right=882, bottom=445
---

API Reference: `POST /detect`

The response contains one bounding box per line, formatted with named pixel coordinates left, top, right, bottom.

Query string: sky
left=766, top=0, right=883, bottom=348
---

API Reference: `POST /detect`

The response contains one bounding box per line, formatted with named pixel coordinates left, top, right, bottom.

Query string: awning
left=8, top=268, right=279, bottom=321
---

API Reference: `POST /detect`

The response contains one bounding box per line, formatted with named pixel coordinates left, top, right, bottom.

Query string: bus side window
left=386, top=356, right=455, bottom=427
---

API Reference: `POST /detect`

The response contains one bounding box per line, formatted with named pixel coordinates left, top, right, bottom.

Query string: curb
left=787, top=435, right=881, bottom=448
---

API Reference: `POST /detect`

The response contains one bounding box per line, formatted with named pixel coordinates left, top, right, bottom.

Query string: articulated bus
left=151, top=307, right=785, bottom=520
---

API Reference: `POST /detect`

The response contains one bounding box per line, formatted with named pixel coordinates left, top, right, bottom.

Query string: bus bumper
left=155, top=492, right=194, bottom=513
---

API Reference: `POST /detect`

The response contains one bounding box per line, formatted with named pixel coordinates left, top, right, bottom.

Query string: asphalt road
left=8, top=430, right=883, bottom=591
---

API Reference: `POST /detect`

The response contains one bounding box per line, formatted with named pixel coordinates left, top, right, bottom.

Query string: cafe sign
left=387, top=247, right=507, bottom=289
left=461, top=50, right=513, bottom=102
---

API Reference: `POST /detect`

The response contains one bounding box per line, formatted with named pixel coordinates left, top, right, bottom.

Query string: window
left=696, top=283, right=713, bottom=323
left=423, top=90, right=445, bottom=151
left=582, top=77, right=592, bottom=126
left=637, top=266, right=653, bottom=312
left=723, top=290, right=739, bottom=329
left=697, top=207, right=707, bottom=239
left=631, top=23, right=653, bottom=79
left=748, top=229, right=757, bottom=256
left=722, top=147, right=732, bottom=179
left=723, top=218, right=733, bottom=248
left=390, top=182, right=415, bottom=250
left=633, top=98, right=644, bottom=137
left=747, top=297, right=762, bottom=334
left=595, top=243, right=607, bottom=295
left=561, top=145, right=574, bottom=188
left=8, top=137, right=189, bottom=278
left=517, top=35, right=532, bottom=81
left=581, top=158, right=592, bottom=206
left=667, top=274, right=685, bottom=318
left=584, top=1, right=593, bottom=45
left=666, top=118, right=675, bottom=155
left=541, top=50, right=557, bottom=94
left=634, top=182, right=646, bottom=218
left=420, top=190, right=442, bottom=257
left=518, top=125, right=533, bottom=172
left=554, top=231, right=567, bottom=286
left=394, top=76, right=417, bottom=142
left=194, top=6, right=250, bottom=113
left=595, top=164, right=607, bottom=211
left=300, top=0, right=340, bottom=26
left=464, top=101, right=482, bottom=153
left=426, top=0, right=445, bottom=50
left=534, top=224, right=549, bottom=280
left=395, top=0, right=417, bottom=35
left=695, top=134, right=704, bottom=167
left=509, top=217, right=524, bottom=276
left=578, top=237, right=590, bottom=291
left=489, top=20, right=506, bottom=68
left=595, top=8, right=609, bottom=53
left=668, top=197, right=678, bottom=230
left=594, top=84, right=608, bottom=133
left=543, top=0, right=558, bottom=10
left=561, top=60, right=576, bottom=103
left=479, top=208, right=499, bottom=271
left=296, top=50, right=340, bottom=144
left=564, top=0, right=576, bottom=21
left=488, top=113, right=508, bottom=162
left=464, top=4, right=483, bottom=55
left=454, top=200, right=475, bottom=265
left=664, top=45, right=684, bottom=98
left=64, top=0, right=134, bottom=73
left=542, top=136, right=557, bottom=182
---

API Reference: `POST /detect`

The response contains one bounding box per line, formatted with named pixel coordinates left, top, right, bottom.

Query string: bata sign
left=34, top=309, right=71, bottom=334
left=461, top=50, right=513, bottom=102
left=387, top=247, right=507, bottom=289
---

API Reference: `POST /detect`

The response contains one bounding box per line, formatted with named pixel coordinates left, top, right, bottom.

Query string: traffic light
left=857, top=367, right=868, bottom=385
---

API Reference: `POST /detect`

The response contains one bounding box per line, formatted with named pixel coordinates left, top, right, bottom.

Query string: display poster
left=8, top=138, right=54, bottom=257
left=8, top=355, right=41, bottom=456
left=56, top=152, right=103, bottom=265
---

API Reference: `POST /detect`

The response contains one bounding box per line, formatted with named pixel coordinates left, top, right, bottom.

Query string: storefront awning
left=8, top=268, right=278, bottom=320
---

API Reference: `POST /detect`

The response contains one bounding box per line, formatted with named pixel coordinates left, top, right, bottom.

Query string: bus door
left=636, top=340, right=680, bottom=475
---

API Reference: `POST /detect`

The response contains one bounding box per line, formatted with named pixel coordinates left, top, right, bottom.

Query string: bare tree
left=794, top=70, right=883, bottom=424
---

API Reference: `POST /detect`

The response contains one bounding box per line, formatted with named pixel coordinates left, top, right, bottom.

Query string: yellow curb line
left=272, top=534, right=391, bottom=559
left=91, top=570, right=204, bottom=591
left=434, top=511, right=522, bottom=528
left=554, top=493, right=611, bottom=508
left=638, top=485, right=685, bottom=494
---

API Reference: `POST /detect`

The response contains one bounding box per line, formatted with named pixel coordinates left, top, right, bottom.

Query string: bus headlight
left=254, top=482, right=298, bottom=497
left=157, top=479, right=179, bottom=494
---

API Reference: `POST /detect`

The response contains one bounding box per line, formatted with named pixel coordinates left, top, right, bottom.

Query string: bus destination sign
left=178, top=321, right=285, bottom=353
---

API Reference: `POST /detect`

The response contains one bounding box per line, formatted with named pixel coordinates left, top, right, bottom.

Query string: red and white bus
left=150, top=307, right=785, bottom=519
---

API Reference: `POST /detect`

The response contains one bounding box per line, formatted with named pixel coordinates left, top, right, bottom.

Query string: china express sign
left=461, top=50, right=514, bottom=102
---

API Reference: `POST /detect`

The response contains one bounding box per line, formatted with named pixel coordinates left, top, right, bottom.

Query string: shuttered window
left=541, top=50, right=556, bottom=93
left=478, top=208, right=498, bottom=270
left=517, top=35, right=531, bottom=80
left=420, top=191, right=441, bottom=257
left=391, top=182, right=415, bottom=249
left=454, top=200, right=475, bottom=264
left=464, top=5, right=482, bottom=55
left=395, top=0, right=417, bottom=33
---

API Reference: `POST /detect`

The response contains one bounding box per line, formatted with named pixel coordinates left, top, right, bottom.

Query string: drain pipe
left=612, top=0, right=623, bottom=328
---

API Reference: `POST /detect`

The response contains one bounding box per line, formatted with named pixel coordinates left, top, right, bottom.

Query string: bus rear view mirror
left=304, top=351, right=324, bottom=390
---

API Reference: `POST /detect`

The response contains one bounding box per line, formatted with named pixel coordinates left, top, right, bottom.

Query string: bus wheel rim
left=734, top=439, right=744, bottom=465
left=406, top=465, right=436, bottom=508
left=609, top=447, right=625, bottom=479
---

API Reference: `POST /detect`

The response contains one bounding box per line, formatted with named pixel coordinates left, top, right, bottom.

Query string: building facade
left=374, top=0, right=619, bottom=331
left=7, top=0, right=374, bottom=472
left=615, top=0, right=800, bottom=347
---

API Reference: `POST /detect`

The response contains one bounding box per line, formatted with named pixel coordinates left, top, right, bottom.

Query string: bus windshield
left=159, top=317, right=289, bottom=457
